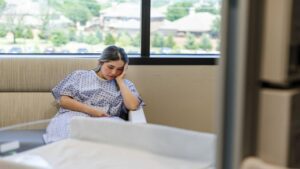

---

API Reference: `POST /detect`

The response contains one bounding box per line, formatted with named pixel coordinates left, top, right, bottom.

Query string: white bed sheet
left=5, top=138, right=213, bottom=169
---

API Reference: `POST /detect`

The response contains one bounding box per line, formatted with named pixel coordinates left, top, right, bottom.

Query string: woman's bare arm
left=59, top=95, right=109, bottom=117
left=115, top=65, right=139, bottom=110
left=116, top=79, right=140, bottom=110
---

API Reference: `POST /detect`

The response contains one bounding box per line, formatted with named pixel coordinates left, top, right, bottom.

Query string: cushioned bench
left=0, top=130, right=46, bottom=155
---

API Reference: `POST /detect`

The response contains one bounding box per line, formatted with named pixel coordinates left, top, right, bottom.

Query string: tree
left=210, top=16, right=220, bottom=38
left=104, top=32, right=115, bottom=45
left=84, top=33, right=100, bottom=45
left=81, top=0, right=101, bottom=17
left=6, top=12, right=25, bottom=44
left=166, top=2, right=193, bottom=21
left=95, top=29, right=103, bottom=42
left=50, top=30, right=68, bottom=47
left=0, top=24, right=7, bottom=37
left=164, top=34, right=175, bottom=48
left=68, top=28, right=76, bottom=41
left=195, top=4, right=220, bottom=15
left=152, top=0, right=169, bottom=8
left=199, top=34, right=212, bottom=51
left=76, top=31, right=84, bottom=42
left=184, top=33, right=198, bottom=50
left=131, top=33, right=140, bottom=47
left=117, top=32, right=132, bottom=47
left=22, top=27, right=33, bottom=39
left=151, top=33, right=164, bottom=47
left=60, top=2, right=91, bottom=25
left=0, top=0, right=6, bottom=14
left=39, top=2, right=50, bottom=40
left=216, top=40, right=220, bottom=51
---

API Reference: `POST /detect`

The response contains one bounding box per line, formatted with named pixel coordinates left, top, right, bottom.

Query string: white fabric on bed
left=1, top=118, right=216, bottom=169
left=70, top=117, right=216, bottom=162
left=14, top=138, right=213, bottom=169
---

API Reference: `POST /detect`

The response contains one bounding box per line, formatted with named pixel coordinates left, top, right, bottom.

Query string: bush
left=0, top=25, right=7, bottom=37
left=50, top=30, right=69, bottom=47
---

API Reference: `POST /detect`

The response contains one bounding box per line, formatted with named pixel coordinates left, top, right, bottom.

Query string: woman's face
left=98, top=60, right=125, bottom=80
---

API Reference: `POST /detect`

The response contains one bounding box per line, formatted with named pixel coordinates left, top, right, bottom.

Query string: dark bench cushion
left=0, top=130, right=45, bottom=155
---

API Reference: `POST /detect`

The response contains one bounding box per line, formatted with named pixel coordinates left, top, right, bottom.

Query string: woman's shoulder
left=69, top=70, right=92, bottom=76
left=63, top=70, right=93, bottom=80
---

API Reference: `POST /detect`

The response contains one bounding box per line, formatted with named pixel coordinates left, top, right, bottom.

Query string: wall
left=127, top=65, right=218, bottom=133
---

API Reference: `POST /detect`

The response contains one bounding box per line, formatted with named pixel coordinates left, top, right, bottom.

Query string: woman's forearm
left=59, top=96, right=108, bottom=117
left=116, top=80, right=140, bottom=110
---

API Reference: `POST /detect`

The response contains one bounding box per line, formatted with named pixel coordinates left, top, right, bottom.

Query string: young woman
left=43, top=45, right=144, bottom=143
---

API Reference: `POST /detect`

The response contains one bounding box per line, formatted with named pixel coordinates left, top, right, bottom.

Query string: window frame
left=140, top=0, right=218, bottom=65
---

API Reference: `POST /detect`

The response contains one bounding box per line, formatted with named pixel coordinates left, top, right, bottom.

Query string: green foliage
left=199, top=34, right=212, bottom=51
left=50, top=30, right=69, bottom=47
left=58, top=0, right=101, bottom=17
left=210, top=16, right=220, bottom=38
left=151, top=0, right=169, bottom=8
left=76, top=31, right=84, bottom=42
left=195, top=4, right=219, bottom=15
left=184, top=33, right=198, bottom=50
left=114, top=0, right=126, bottom=3
left=60, top=2, right=92, bottom=25
left=117, top=32, right=132, bottom=47
left=166, top=2, right=193, bottom=21
left=164, top=34, right=175, bottom=48
left=84, top=33, right=100, bottom=45
left=14, top=26, right=24, bottom=38
left=0, top=25, right=7, bottom=37
left=22, top=27, right=33, bottom=39
left=82, top=0, right=101, bottom=16
left=131, top=33, right=140, bottom=47
left=151, top=33, right=164, bottom=47
left=216, top=40, right=220, bottom=51
left=12, top=26, right=33, bottom=39
left=104, top=32, right=115, bottom=45
left=39, top=30, right=49, bottom=40
left=68, top=28, right=76, bottom=41
left=0, top=0, right=6, bottom=13
left=95, top=29, right=103, bottom=42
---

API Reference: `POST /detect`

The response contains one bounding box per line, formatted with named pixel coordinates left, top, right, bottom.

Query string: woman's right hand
left=60, top=96, right=110, bottom=117
left=91, top=108, right=110, bottom=117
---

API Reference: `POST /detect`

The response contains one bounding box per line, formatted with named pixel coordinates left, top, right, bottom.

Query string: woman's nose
left=111, top=69, right=117, bottom=75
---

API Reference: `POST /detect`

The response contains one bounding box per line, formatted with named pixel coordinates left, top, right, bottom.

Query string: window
left=0, top=0, right=141, bottom=54
left=0, top=0, right=220, bottom=63
left=150, top=0, right=221, bottom=56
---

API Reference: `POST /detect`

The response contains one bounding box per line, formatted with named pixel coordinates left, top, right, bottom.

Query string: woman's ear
left=99, top=61, right=104, bottom=66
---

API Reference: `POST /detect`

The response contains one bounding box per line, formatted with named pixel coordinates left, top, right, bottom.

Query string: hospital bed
left=0, top=117, right=216, bottom=169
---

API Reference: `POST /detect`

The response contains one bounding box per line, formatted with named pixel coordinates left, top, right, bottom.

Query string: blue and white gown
left=43, top=70, right=143, bottom=143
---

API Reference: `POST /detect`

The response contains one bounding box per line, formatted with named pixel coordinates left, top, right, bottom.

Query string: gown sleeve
left=51, top=71, right=82, bottom=103
left=125, top=80, right=145, bottom=107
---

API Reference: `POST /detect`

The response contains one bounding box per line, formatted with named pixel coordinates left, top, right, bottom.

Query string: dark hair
left=94, top=45, right=128, bottom=72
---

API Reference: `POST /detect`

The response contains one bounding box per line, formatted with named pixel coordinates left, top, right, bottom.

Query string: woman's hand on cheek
left=116, top=63, right=128, bottom=82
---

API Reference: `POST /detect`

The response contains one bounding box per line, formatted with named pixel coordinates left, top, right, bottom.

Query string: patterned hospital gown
left=43, top=70, right=143, bottom=143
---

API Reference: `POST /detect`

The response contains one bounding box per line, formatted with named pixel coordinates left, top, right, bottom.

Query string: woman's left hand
left=116, top=63, right=128, bottom=82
